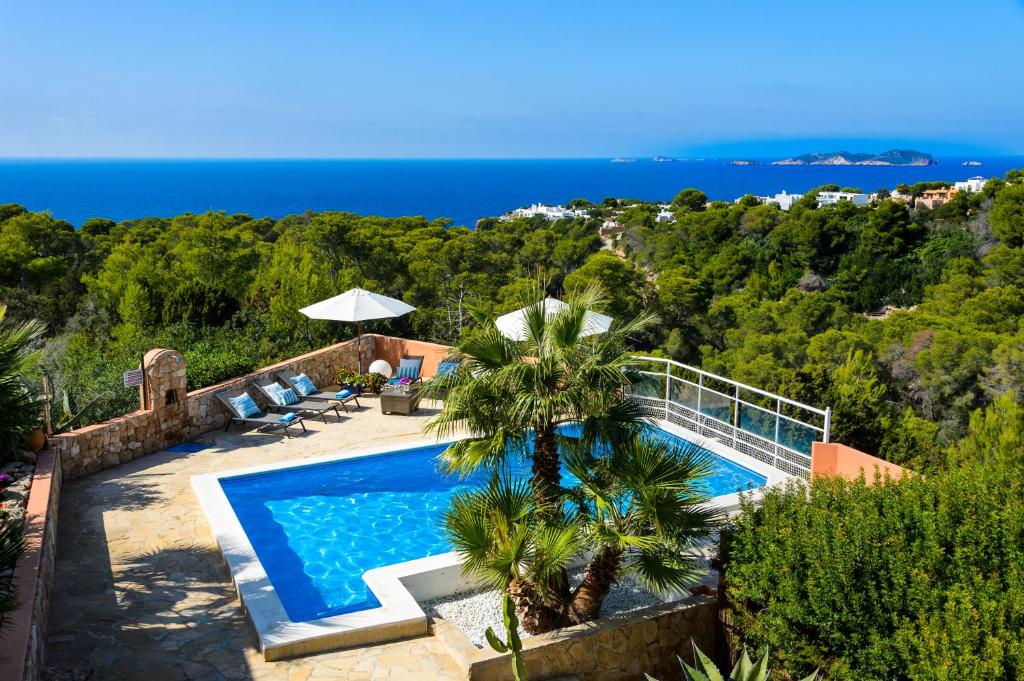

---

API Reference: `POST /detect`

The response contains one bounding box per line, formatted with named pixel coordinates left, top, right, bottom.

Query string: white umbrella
left=299, top=288, right=416, bottom=372
left=495, top=297, right=613, bottom=341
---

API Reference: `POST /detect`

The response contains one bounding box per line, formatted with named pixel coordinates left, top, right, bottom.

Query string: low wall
left=183, top=335, right=374, bottom=439
left=810, top=442, right=908, bottom=481
left=373, top=336, right=452, bottom=377
left=0, top=449, right=62, bottom=681
left=49, top=335, right=456, bottom=480
left=437, top=597, right=718, bottom=681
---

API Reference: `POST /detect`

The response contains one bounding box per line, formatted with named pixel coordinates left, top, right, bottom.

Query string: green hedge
left=723, top=466, right=1024, bottom=680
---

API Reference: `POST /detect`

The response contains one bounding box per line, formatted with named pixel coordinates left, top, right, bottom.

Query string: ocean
left=1, top=157, right=1022, bottom=227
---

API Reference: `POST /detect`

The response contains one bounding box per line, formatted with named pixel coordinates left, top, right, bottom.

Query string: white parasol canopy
left=299, top=288, right=416, bottom=372
left=494, top=297, right=613, bottom=341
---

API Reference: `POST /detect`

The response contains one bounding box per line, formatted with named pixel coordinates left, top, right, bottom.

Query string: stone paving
left=45, top=397, right=467, bottom=681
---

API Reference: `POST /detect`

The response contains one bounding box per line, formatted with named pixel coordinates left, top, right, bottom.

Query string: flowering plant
left=0, top=472, right=14, bottom=488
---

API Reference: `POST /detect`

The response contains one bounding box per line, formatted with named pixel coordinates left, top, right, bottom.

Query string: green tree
left=673, top=188, right=708, bottom=211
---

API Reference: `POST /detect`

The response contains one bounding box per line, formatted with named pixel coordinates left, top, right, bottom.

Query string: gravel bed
left=422, top=571, right=668, bottom=648
left=1, top=460, right=35, bottom=526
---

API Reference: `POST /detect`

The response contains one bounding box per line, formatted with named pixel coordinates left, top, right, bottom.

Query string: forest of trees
left=2, top=168, right=1023, bottom=468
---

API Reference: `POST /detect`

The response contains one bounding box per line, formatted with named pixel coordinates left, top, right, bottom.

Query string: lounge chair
left=216, top=389, right=307, bottom=437
left=253, top=381, right=343, bottom=423
left=388, top=355, right=424, bottom=386
left=424, top=358, right=462, bottom=402
left=277, top=370, right=362, bottom=413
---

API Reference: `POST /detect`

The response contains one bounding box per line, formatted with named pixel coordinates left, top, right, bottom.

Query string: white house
left=817, top=191, right=869, bottom=207
left=954, top=176, right=987, bottom=194
left=503, top=203, right=589, bottom=221
left=766, top=191, right=803, bottom=211
left=655, top=208, right=676, bottom=223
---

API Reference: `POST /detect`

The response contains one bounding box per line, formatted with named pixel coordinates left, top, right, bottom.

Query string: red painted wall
left=811, top=442, right=907, bottom=481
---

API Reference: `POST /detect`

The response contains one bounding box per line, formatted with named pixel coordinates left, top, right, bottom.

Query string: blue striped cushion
left=262, top=383, right=286, bottom=406
left=396, top=365, right=419, bottom=380
left=229, top=393, right=261, bottom=418
left=436, top=360, right=460, bottom=376
left=279, top=387, right=299, bottom=405
left=293, top=374, right=317, bottom=396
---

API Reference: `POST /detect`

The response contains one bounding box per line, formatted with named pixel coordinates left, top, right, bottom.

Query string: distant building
left=916, top=187, right=957, bottom=209
left=655, top=209, right=676, bottom=223
left=954, top=176, right=987, bottom=194
left=817, top=191, right=870, bottom=207
left=766, top=191, right=803, bottom=211
left=735, top=191, right=803, bottom=211
left=600, top=218, right=624, bottom=237
left=502, top=203, right=589, bottom=221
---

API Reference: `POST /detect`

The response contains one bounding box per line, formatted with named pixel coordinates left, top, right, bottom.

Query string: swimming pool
left=217, top=426, right=766, bottom=623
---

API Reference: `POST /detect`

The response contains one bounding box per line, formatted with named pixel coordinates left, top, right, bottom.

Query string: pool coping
left=191, top=420, right=790, bottom=660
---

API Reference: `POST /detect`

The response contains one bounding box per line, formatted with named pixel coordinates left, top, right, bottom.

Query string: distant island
left=962, top=160, right=982, bottom=166
left=610, top=157, right=637, bottom=163
left=771, top=149, right=937, bottom=166
left=729, top=159, right=760, bottom=166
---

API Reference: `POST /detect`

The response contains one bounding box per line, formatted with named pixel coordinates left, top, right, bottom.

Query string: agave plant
left=646, top=641, right=819, bottom=681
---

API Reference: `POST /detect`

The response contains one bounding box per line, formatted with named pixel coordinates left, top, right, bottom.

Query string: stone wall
left=0, top=449, right=62, bottom=681
left=437, top=596, right=719, bottom=681
left=51, top=348, right=188, bottom=480
left=50, top=336, right=394, bottom=480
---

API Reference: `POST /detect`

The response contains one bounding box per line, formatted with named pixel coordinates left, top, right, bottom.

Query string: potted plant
left=337, top=368, right=363, bottom=395
left=360, top=372, right=387, bottom=395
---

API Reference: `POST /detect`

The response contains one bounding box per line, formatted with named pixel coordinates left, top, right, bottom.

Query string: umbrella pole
left=356, top=321, right=363, bottom=374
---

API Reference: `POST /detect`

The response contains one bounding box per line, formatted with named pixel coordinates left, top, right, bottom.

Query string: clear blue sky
left=2, top=1, right=1023, bottom=158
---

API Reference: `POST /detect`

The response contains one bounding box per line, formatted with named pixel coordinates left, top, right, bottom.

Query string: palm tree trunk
left=569, top=546, right=623, bottom=625
left=531, top=427, right=561, bottom=510
left=508, top=577, right=567, bottom=634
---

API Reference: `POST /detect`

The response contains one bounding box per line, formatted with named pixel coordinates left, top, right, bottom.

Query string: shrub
left=0, top=512, right=26, bottom=631
left=0, top=306, right=45, bottom=460
left=183, top=335, right=259, bottom=389
left=722, top=458, right=1024, bottom=679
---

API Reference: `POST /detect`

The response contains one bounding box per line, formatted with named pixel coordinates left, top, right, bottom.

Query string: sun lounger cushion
left=230, top=393, right=261, bottom=418
left=279, top=387, right=299, bottom=405
left=292, top=373, right=317, bottom=396
left=398, top=357, right=422, bottom=376
left=436, top=360, right=460, bottom=376
left=396, top=365, right=419, bottom=380
left=263, top=383, right=287, bottom=406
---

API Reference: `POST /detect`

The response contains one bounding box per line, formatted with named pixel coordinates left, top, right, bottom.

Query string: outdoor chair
left=423, top=357, right=462, bottom=402
left=388, top=355, right=424, bottom=385
left=277, top=369, right=362, bottom=413
left=254, top=381, right=344, bottom=423
left=216, top=389, right=307, bottom=437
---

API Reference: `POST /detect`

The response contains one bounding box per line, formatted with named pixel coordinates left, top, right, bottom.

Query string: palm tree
left=444, top=436, right=720, bottom=632
left=428, top=283, right=655, bottom=621
left=0, top=305, right=45, bottom=461
left=427, top=283, right=656, bottom=509
left=563, top=435, right=721, bottom=624
left=445, top=477, right=582, bottom=633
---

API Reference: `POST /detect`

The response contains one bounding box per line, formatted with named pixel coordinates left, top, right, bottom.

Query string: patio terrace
left=45, top=396, right=466, bottom=681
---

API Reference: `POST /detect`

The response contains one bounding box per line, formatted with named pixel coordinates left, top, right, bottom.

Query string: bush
left=183, top=335, right=259, bottom=389
left=722, top=456, right=1024, bottom=679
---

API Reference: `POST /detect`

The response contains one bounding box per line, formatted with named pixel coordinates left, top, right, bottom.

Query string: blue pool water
left=218, top=427, right=766, bottom=622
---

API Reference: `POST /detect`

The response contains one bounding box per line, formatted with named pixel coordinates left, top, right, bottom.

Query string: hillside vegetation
left=0, top=170, right=1021, bottom=464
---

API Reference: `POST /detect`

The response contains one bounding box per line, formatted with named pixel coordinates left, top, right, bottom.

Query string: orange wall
left=811, top=442, right=907, bottom=481
left=369, top=335, right=452, bottom=377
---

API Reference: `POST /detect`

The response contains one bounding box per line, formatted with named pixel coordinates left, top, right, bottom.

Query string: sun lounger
left=253, top=381, right=343, bottom=423
left=216, top=389, right=307, bottom=437
left=388, top=355, right=424, bottom=386
left=277, top=369, right=362, bottom=413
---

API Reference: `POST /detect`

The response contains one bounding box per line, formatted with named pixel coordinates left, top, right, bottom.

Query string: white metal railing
left=630, top=356, right=831, bottom=478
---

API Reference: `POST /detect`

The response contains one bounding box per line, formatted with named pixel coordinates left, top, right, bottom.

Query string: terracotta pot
left=26, top=428, right=47, bottom=453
